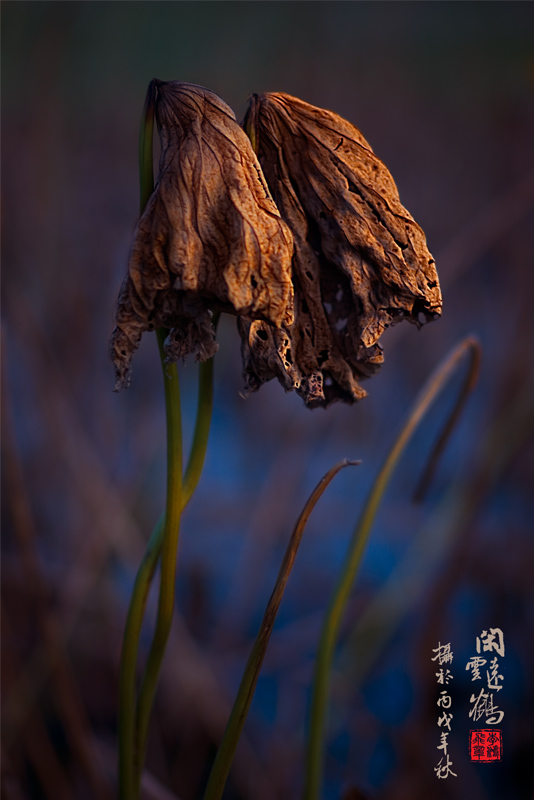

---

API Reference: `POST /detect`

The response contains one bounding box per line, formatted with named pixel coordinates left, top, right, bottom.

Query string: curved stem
left=118, top=516, right=164, bottom=800
left=183, top=313, right=218, bottom=507
left=133, top=329, right=183, bottom=785
left=303, top=336, right=481, bottom=800
left=203, top=459, right=360, bottom=800
left=413, top=340, right=481, bottom=502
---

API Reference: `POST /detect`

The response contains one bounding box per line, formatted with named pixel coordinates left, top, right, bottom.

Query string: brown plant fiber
left=110, top=81, right=294, bottom=390
left=110, top=84, right=441, bottom=407
left=240, top=92, right=442, bottom=407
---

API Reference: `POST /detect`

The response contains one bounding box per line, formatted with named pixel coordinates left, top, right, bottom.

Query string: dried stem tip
left=110, top=81, right=294, bottom=390
left=240, top=92, right=442, bottom=407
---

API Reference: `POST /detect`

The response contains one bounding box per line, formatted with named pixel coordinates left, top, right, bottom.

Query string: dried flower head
left=110, top=81, right=294, bottom=390
left=240, top=92, right=442, bottom=407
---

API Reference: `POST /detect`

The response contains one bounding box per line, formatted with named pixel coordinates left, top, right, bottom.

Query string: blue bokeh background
left=2, top=3, right=534, bottom=799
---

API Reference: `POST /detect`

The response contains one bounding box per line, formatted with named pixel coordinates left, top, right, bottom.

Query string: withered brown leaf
left=240, top=92, right=442, bottom=407
left=110, top=81, right=294, bottom=390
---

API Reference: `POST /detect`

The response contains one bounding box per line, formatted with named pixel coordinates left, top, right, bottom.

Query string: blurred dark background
left=2, top=3, right=534, bottom=799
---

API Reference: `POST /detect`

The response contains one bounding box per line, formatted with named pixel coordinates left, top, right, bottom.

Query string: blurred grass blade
left=303, top=336, right=481, bottom=800
left=413, top=339, right=481, bottom=502
left=339, top=380, right=534, bottom=689
left=203, top=459, right=360, bottom=800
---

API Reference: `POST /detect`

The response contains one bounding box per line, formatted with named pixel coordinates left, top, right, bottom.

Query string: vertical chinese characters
left=467, top=628, right=504, bottom=762
left=432, top=642, right=457, bottom=779
left=467, top=628, right=505, bottom=726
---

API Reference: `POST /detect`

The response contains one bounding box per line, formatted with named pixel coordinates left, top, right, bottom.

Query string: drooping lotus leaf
left=240, top=92, right=442, bottom=407
left=110, top=81, right=294, bottom=390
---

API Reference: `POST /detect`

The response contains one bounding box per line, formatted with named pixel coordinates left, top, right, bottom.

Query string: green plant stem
left=118, top=517, right=163, bottom=800
left=203, top=459, right=360, bottom=800
left=133, top=329, right=183, bottom=786
left=118, top=354, right=215, bottom=799
left=303, top=336, right=481, bottom=800
left=118, top=343, right=182, bottom=799
left=413, top=339, right=481, bottom=502
left=183, top=314, right=218, bottom=503
left=118, top=76, right=158, bottom=800
left=118, top=81, right=218, bottom=798
left=138, top=79, right=156, bottom=214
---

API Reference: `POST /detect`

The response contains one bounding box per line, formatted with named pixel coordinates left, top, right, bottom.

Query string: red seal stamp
left=469, top=729, right=502, bottom=762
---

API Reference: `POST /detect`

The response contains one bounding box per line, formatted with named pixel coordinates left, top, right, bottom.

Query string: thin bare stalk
left=303, top=336, right=481, bottom=800
left=119, top=80, right=219, bottom=798
left=414, top=340, right=481, bottom=501
left=118, top=79, right=158, bottom=800
left=118, top=340, right=183, bottom=799
left=118, top=333, right=215, bottom=796
left=133, top=328, right=183, bottom=786
left=118, top=521, right=162, bottom=799
left=203, top=459, right=360, bottom=800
